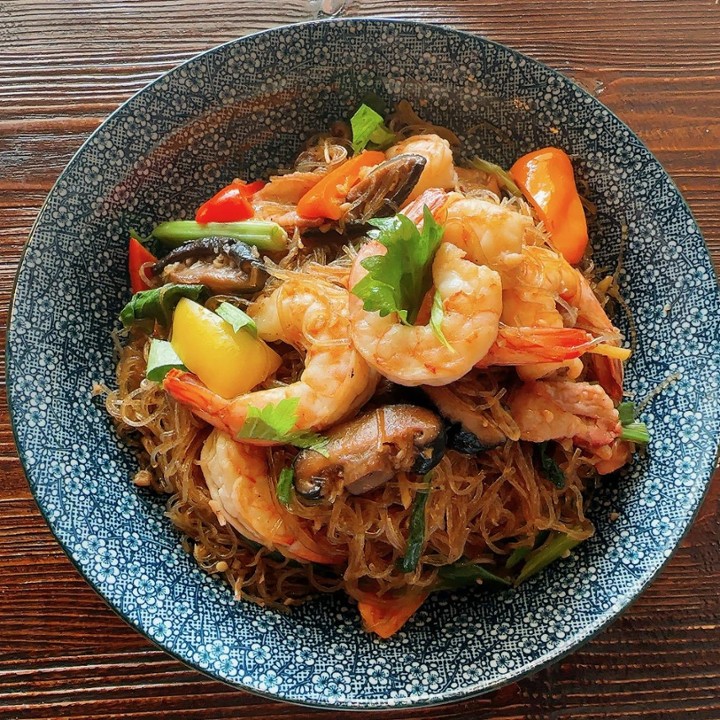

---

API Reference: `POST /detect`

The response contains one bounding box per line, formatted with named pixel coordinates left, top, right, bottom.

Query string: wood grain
left=0, top=2, right=718, bottom=718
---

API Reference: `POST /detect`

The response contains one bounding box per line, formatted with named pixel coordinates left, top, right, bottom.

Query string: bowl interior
left=8, top=18, right=720, bottom=709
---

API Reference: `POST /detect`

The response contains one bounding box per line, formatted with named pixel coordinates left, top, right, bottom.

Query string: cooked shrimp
left=164, top=276, right=377, bottom=436
left=401, top=188, right=458, bottom=225
left=478, top=327, right=597, bottom=368
left=252, top=171, right=325, bottom=231
left=443, top=195, right=535, bottom=270
left=508, top=380, right=621, bottom=447
left=503, top=245, right=624, bottom=390
left=439, top=191, right=622, bottom=385
left=201, top=430, right=340, bottom=564
left=386, top=134, right=458, bottom=201
left=348, top=241, right=502, bottom=386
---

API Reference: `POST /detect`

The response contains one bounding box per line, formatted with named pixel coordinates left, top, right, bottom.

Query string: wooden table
left=2, top=2, right=719, bottom=718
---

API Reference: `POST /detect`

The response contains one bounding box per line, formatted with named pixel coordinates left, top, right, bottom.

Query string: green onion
left=469, top=157, right=522, bottom=197
left=618, top=401, right=636, bottom=425
left=505, top=546, right=530, bottom=570
left=515, top=532, right=584, bottom=585
left=215, top=302, right=257, bottom=337
left=152, top=220, right=288, bottom=252
left=145, top=339, right=186, bottom=382
left=276, top=467, right=294, bottom=506
left=620, top=422, right=650, bottom=444
left=398, top=475, right=432, bottom=573
left=436, top=561, right=511, bottom=590
left=537, top=441, right=566, bottom=489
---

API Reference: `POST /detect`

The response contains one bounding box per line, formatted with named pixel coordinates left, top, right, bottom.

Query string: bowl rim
left=7, top=15, right=720, bottom=711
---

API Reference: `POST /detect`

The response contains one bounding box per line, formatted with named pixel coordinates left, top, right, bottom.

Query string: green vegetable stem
left=152, top=220, right=288, bottom=252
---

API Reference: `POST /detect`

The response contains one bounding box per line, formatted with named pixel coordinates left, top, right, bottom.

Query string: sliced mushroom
left=293, top=404, right=445, bottom=502
left=343, top=154, right=427, bottom=224
left=153, top=237, right=268, bottom=294
left=423, top=385, right=506, bottom=455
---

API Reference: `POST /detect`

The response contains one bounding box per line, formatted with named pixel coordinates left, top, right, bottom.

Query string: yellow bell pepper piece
left=586, top=343, right=632, bottom=361
left=170, top=298, right=280, bottom=399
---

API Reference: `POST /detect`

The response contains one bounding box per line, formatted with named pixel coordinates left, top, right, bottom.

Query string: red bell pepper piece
left=128, top=237, right=157, bottom=293
left=195, top=179, right=265, bottom=224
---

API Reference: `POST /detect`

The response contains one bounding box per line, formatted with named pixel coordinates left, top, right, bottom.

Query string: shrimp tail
left=585, top=353, right=625, bottom=404
left=163, top=369, right=247, bottom=438
left=478, top=327, right=596, bottom=367
left=401, top=188, right=451, bottom=224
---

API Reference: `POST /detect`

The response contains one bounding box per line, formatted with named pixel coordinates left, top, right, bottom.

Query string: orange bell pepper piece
left=296, top=150, right=386, bottom=221
left=128, top=237, right=157, bottom=293
left=510, top=147, right=589, bottom=265
left=357, top=591, right=428, bottom=639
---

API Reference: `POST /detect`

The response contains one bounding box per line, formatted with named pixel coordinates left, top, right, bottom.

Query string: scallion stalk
left=469, top=157, right=522, bottom=197
left=152, top=220, right=288, bottom=252
left=620, top=422, right=650, bottom=444
left=515, top=532, right=584, bottom=585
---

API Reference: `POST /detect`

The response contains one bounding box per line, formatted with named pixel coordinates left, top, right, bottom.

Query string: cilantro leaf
left=236, top=398, right=329, bottom=455
left=429, top=289, right=453, bottom=351
left=351, top=206, right=445, bottom=325
left=350, top=103, right=395, bottom=154
left=215, top=302, right=257, bottom=338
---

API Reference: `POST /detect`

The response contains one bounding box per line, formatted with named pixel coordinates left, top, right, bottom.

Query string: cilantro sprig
left=236, top=397, right=329, bottom=455
left=351, top=206, right=445, bottom=331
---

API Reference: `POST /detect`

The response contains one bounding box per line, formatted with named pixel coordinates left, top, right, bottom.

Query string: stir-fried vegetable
left=128, top=236, right=157, bottom=293
left=510, top=147, right=589, bottom=264
left=618, top=401, right=636, bottom=425
left=537, top=441, right=566, bottom=488
left=617, top=400, right=650, bottom=443
left=215, top=302, right=257, bottom=338
left=195, top=179, right=264, bottom=224
left=469, top=157, right=522, bottom=197
left=120, top=283, right=206, bottom=329
left=357, top=592, right=428, bottom=639
left=586, top=343, right=632, bottom=361
left=350, top=103, right=395, bottom=154
left=276, top=467, right=295, bottom=506
left=296, top=150, right=385, bottom=220
left=429, top=290, right=452, bottom=351
left=145, top=339, right=186, bottom=382
left=170, top=297, right=280, bottom=398
left=515, top=532, right=583, bottom=585
left=236, top=398, right=329, bottom=454
left=435, top=561, right=511, bottom=590
left=351, top=206, right=444, bottom=326
left=620, top=422, right=650, bottom=443
left=398, top=474, right=432, bottom=573
left=152, top=219, right=288, bottom=252
left=505, top=546, right=531, bottom=570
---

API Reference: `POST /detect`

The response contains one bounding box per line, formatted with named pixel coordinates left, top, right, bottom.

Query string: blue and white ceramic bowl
left=8, top=18, right=720, bottom=709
